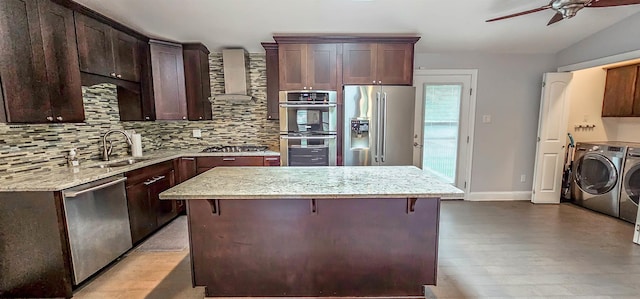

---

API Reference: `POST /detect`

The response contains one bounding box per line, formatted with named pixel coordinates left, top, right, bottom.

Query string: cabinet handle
left=265, top=157, right=279, bottom=161
left=110, top=73, right=116, bottom=77
left=182, top=158, right=196, bottom=161
left=310, top=87, right=313, bottom=90
left=222, top=158, right=236, bottom=161
left=199, top=116, right=202, bottom=120
left=372, top=80, right=376, bottom=84
left=46, top=116, right=54, bottom=121
left=145, top=116, right=150, bottom=120
left=56, top=116, right=63, bottom=121
left=303, top=86, right=307, bottom=90
left=182, top=116, right=187, bottom=120
left=117, top=74, right=122, bottom=78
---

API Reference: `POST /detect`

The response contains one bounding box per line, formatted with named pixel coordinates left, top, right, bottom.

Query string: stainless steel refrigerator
left=343, top=85, right=415, bottom=166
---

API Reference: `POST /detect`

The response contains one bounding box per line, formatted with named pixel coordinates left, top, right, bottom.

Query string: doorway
left=413, top=70, right=477, bottom=197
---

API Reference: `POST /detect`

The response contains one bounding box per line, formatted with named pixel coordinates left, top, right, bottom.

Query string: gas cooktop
left=201, top=145, right=269, bottom=153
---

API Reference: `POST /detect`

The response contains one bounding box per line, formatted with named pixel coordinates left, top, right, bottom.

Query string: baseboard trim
left=466, top=191, right=532, bottom=201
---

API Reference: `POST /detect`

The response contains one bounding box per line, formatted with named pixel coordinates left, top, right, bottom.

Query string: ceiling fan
left=486, top=0, right=640, bottom=25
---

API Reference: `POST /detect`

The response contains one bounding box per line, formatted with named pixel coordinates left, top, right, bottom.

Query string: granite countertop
left=159, top=166, right=464, bottom=200
left=0, top=150, right=280, bottom=192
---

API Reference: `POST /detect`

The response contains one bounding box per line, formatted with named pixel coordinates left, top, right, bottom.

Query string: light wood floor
left=73, top=201, right=640, bottom=299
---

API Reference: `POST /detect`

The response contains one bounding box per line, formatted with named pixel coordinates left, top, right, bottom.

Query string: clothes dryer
left=621, top=146, right=640, bottom=223
left=571, top=142, right=627, bottom=217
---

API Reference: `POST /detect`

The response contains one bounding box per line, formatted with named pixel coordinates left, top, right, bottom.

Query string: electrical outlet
left=192, top=129, right=202, bottom=138
left=520, top=174, right=526, bottom=183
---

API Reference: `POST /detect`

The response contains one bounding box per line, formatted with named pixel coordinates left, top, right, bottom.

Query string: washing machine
left=571, top=142, right=627, bottom=218
left=620, top=146, right=640, bottom=223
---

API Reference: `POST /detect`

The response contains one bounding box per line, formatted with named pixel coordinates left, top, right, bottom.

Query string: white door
left=532, top=72, right=573, bottom=204
left=413, top=70, right=477, bottom=197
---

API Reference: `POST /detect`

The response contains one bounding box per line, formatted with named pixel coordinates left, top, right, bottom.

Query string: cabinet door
left=150, top=41, right=187, bottom=120
left=376, top=43, right=413, bottom=85
left=154, top=169, right=177, bottom=227
left=343, top=43, right=377, bottom=85
left=75, top=13, right=115, bottom=78
left=126, top=182, right=156, bottom=244
left=307, top=44, right=337, bottom=90
left=263, top=43, right=279, bottom=120
left=279, top=44, right=307, bottom=90
left=602, top=65, right=637, bottom=117
left=0, top=0, right=52, bottom=123
left=184, top=45, right=212, bottom=120
left=113, top=30, right=141, bottom=82
left=178, top=157, right=197, bottom=183
left=38, top=0, right=84, bottom=123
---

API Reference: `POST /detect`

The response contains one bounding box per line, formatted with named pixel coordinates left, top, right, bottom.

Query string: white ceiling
left=73, top=0, right=640, bottom=54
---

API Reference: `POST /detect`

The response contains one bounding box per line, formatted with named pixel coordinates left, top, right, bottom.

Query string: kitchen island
left=160, top=166, right=463, bottom=298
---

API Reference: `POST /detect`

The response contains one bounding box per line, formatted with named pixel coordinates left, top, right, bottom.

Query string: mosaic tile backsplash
left=0, top=53, right=279, bottom=179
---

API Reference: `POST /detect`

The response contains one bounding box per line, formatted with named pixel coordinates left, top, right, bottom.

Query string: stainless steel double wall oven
left=279, top=90, right=337, bottom=166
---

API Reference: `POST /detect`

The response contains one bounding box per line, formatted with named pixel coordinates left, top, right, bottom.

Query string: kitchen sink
left=90, top=158, right=152, bottom=168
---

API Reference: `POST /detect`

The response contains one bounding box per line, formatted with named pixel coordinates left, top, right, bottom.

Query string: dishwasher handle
left=64, top=177, right=127, bottom=198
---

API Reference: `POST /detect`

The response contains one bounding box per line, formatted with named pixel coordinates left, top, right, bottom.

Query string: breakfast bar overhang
left=159, top=166, right=463, bottom=298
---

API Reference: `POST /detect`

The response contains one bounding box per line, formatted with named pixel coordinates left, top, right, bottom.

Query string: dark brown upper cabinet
left=343, top=43, right=414, bottom=85
left=278, top=43, right=337, bottom=91
left=0, top=0, right=83, bottom=123
left=183, top=43, right=212, bottom=121
left=150, top=40, right=187, bottom=120
left=602, top=64, right=640, bottom=117
left=75, top=12, right=141, bottom=82
left=262, top=42, right=279, bottom=120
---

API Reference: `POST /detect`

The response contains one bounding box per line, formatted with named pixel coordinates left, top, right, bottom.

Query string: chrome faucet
left=102, top=130, right=133, bottom=161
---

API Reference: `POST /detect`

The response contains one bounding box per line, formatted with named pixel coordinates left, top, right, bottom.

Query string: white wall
left=414, top=53, right=557, bottom=193
left=557, top=12, right=640, bottom=68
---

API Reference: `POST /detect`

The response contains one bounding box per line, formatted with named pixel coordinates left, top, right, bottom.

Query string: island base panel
left=188, top=198, right=440, bottom=297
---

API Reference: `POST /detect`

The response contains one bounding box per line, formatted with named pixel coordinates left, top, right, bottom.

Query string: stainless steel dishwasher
left=62, top=175, right=132, bottom=285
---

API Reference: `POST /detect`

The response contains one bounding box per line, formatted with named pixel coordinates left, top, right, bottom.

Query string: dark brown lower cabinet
left=125, top=161, right=178, bottom=244
left=0, top=191, right=73, bottom=298
left=188, top=197, right=440, bottom=297
left=176, top=157, right=197, bottom=213
left=126, top=179, right=158, bottom=244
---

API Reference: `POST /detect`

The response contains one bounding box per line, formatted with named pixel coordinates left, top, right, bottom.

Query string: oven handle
left=279, top=103, right=337, bottom=108
left=64, top=177, right=127, bottom=198
left=280, top=135, right=337, bottom=140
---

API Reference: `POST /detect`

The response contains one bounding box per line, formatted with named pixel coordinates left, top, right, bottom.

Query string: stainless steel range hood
left=213, top=49, right=254, bottom=102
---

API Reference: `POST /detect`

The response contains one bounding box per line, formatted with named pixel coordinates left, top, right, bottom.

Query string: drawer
left=263, top=156, right=281, bottom=166
left=197, top=156, right=264, bottom=168
left=126, top=160, right=174, bottom=185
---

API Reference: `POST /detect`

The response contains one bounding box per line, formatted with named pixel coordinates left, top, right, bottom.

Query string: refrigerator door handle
left=381, top=92, right=387, bottom=163
left=375, top=92, right=381, bottom=162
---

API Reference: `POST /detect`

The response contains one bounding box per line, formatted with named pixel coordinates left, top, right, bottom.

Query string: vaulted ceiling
left=73, top=0, right=640, bottom=54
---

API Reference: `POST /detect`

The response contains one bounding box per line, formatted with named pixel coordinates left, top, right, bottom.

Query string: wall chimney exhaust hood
left=213, top=49, right=254, bottom=103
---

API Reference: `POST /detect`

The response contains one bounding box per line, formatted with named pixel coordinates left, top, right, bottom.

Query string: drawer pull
left=265, top=158, right=279, bottom=161
left=223, top=158, right=236, bottom=161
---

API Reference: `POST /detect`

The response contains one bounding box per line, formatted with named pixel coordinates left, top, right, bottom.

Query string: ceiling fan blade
left=486, top=5, right=552, bottom=22
left=588, top=0, right=640, bottom=7
left=547, top=12, right=565, bottom=25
